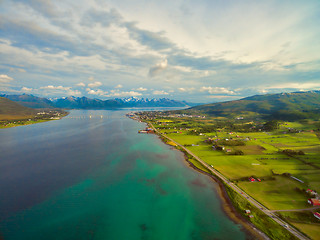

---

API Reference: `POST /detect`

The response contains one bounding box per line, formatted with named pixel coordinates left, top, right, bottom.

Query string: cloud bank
left=0, top=0, right=319, bottom=101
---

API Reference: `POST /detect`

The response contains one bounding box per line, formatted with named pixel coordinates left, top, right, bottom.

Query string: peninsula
left=0, top=97, right=68, bottom=128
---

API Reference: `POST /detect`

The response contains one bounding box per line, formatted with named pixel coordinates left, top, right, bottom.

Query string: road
left=149, top=123, right=310, bottom=240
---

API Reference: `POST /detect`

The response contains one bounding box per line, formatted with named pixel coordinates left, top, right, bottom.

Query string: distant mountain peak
left=1, top=94, right=198, bottom=109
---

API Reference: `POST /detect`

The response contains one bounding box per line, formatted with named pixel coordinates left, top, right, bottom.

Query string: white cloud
left=21, top=87, right=33, bottom=92
left=68, top=89, right=82, bottom=96
left=200, top=86, right=235, bottom=95
left=10, top=67, right=26, bottom=73
left=173, top=66, right=215, bottom=77
left=134, top=87, right=147, bottom=91
left=149, top=59, right=168, bottom=77
left=115, top=84, right=123, bottom=88
left=108, top=90, right=142, bottom=97
left=265, top=82, right=320, bottom=90
left=178, top=87, right=195, bottom=92
left=88, top=81, right=102, bottom=88
left=153, top=90, right=169, bottom=95
left=7, top=85, right=82, bottom=96
left=39, top=85, right=81, bottom=96
left=40, top=85, right=71, bottom=90
left=76, top=82, right=86, bottom=87
left=0, top=1, right=319, bottom=102
left=0, top=74, right=13, bottom=83
left=86, top=88, right=108, bottom=96
left=207, top=95, right=239, bottom=100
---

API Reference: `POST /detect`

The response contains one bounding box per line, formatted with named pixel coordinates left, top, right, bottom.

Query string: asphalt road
left=150, top=123, right=310, bottom=240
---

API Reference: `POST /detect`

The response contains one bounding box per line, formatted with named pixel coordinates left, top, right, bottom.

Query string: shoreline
left=163, top=137, right=269, bottom=240
left=184, top=155, right=269, bottom=240
left=134, top=117, right=269, bottom=239
left=132, top=114, right=310, bottom=239
left=0, top=111, right=69, bottom=129
left=130, top=117, right=270, bottom=240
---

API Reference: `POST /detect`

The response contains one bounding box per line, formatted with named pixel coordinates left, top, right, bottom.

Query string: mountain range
left=1, top=91, right=320, bottom=121
left=0, top=94, right=197, bottom=109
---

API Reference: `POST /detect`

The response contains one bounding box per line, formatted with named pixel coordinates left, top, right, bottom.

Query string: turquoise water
left=0, top=110, right=247, bottom=240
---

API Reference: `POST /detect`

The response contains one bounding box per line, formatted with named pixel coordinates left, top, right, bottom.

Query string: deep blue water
left=0, top=110, right=247, bottom=240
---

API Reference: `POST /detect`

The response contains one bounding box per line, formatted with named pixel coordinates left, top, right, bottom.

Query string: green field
left=291, top=223, right=320, bottom=240
left=278, top=212, right=320, bottom=240
left=0, top=119, right=48, bottom=128
left=238, top=176, right=308, bottom=210
left=148, top=115, right=320, bottom=238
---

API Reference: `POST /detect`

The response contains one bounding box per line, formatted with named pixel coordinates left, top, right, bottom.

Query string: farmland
left=136, top=111, right=320, bottom=239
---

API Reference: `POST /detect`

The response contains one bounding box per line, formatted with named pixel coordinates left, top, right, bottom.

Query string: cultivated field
left=143, top=113, right=320, bottom=239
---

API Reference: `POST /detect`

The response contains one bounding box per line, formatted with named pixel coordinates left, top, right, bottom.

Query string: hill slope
left=0, top=94, right=54, bottom=108
left=188, top=91, right=320, bottom=120
left=0, top=97, right=37, bottom=120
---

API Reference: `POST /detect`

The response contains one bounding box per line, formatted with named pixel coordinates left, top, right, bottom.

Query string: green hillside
left=186, top=91, right=320, bottom=120
left=0, top=97, right=37, bottom=120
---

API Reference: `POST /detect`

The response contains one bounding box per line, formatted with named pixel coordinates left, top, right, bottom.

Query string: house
left=249, top=177, right=255, bottom=182
left=314, top=212, right=320, bottom=220
left=308, top=199, right=320, bottom=206
left=306, top=189, right=317, bottom=196
left=245, top=210, right=251, bottom=214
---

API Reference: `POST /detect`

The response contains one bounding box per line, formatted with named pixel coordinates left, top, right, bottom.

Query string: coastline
left=161, top=135, right=269, bottom=240
left=0, top=111, right=69, bottom=129
left=134, top=117, right=269, bottom=239
left=184, top=155, right=269, bottom=240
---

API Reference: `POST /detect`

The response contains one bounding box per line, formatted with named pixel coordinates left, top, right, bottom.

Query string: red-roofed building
left=306, top=189, right=317, bottom=196
left=314, top=212, right=320, bottom=220
left=249, top=177, right=255, bottom=182
left=308, top=199, right=320, bottom=206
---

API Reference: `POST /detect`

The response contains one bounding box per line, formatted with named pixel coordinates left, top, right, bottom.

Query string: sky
left=0, top=0, right=320, bottom=102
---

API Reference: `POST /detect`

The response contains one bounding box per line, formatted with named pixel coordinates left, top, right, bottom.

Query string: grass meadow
left=152, top=117, right=320, bottom=238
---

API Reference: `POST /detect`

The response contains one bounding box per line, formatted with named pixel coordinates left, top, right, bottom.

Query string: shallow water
left=0, top=110, right=246, bottom=240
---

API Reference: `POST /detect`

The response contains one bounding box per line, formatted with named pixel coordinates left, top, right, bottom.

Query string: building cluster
left=248, top=177, right=261, bottom=182
left=244, top=209, right=254, bottom=218
left=308, top=198, right=320, bottom=206
left=306, top=189, right=320, bottom=222
left=166, top=114, right=206, bottom=118
left=138, top=128, right=154, bottom=134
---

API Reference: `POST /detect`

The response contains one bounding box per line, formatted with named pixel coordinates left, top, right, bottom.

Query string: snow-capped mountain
left=1, top=94, right=198, bottom=109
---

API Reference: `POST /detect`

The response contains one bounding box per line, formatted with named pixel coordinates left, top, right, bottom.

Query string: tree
left=263, top=120, right=279, bottom=131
